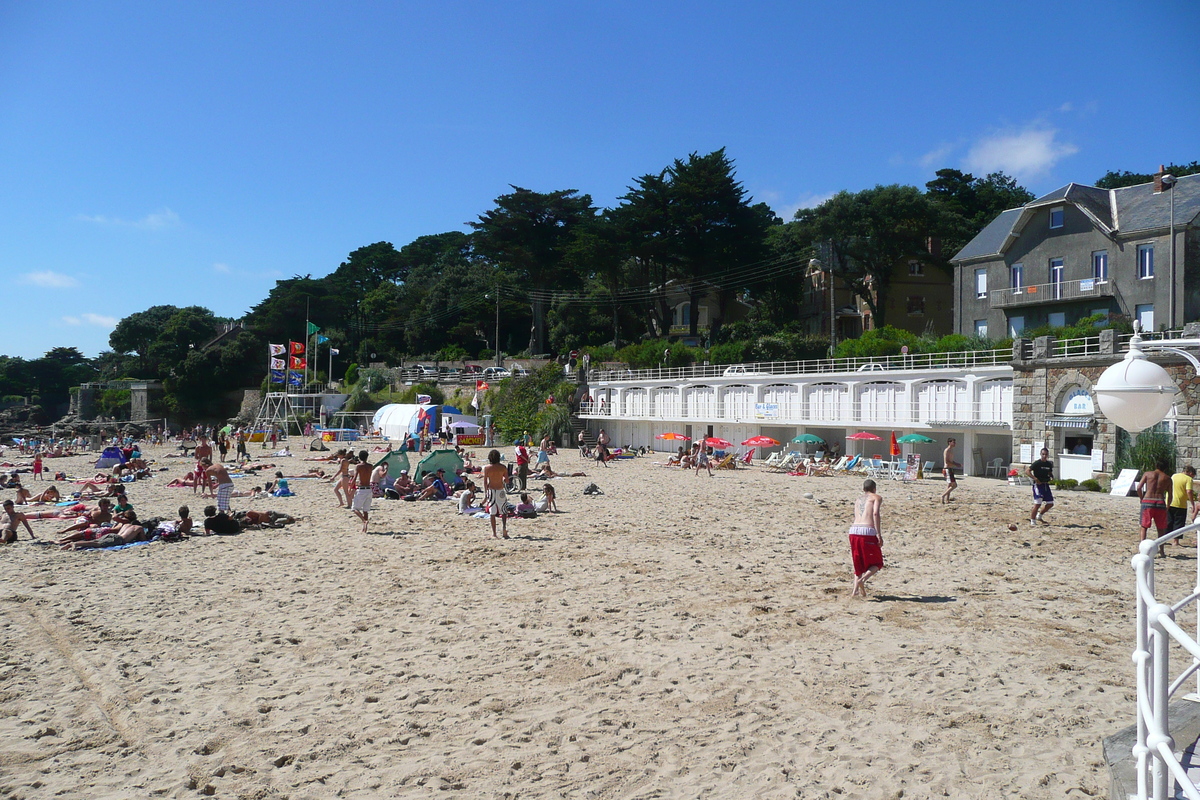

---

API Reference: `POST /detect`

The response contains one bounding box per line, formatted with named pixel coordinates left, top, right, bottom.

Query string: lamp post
left=1162, top=174, right=1177, bottom=329
left=1093, top=323, right=1200, bottom=432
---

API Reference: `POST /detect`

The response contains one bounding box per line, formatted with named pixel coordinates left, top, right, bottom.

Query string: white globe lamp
left=1094, top=339, right=1178, bottom=433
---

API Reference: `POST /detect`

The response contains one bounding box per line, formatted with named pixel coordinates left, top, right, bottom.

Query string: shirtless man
left=62, top=521, right=149, bottom=550
left=940, top=438, right=960, bottom=504
left=2, top=499, right=35, bottom=543
left=203, top=458, right=235, bottom=513
left=849, top=479, right=884, bottom=597
left=482, top=449, right=509, bottom=539
left=1137, top=458, right=1174, bottom=542
left=350, top=451, right=374, bottom=533
left=53, top=498, right=113, bottom=538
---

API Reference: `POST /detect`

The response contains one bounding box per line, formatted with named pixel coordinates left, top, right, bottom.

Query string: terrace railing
left=990, top=277, right=1115, bottom=308
left=1132, top=522, right=1200, bottom=800
left=587, top=349, right=1011, bottom=384
left=578, top=399, right=1012, bottom=427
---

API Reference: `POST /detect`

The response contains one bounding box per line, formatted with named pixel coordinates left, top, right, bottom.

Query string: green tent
left=374, top=450, right=411, bottom=479
left=412, top=448, right=464, bottom=482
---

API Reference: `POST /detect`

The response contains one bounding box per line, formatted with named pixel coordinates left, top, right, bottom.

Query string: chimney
left=1154, top=164, right=1166, bottom=193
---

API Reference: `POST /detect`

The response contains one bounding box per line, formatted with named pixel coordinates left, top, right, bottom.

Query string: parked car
left=461, top=364, right=484, bottom=374
left=414, top=364, right=439, bottom=377
left=483, top=366, right=511, bottom=379
left=722, top=365, right=766, bottom=376
left=509, top=365, right=529, bottom=377
left=855, top=363, right=887, bottom=372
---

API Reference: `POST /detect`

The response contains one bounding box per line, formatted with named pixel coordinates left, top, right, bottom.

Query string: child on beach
left=176, top=506, right=193, bottom=536
left=849, top=479, right=884, bottom=597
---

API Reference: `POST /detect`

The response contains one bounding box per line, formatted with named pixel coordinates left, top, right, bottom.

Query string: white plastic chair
left=984, top=457, right=1003, bottom=477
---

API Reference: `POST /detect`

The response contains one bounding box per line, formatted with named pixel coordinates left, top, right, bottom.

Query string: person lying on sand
left=62, top=520, right=155, bottom=551
left=234, top=509, right=298, bottom=529
left=53, top=499, right=113, bottom=537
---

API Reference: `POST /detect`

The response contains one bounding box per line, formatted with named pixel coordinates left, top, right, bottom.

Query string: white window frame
left=1092, top=250, right=1108, bottom=283
left=1050, top=258, right=1064, bottom=299
left=1010, top=263, right=1024, bottom=292
left=1136, top=303, right=1155, bottom=331
left=1138, top=244, right=1155, bottom=279
left=975, top=268, right=988, bottom=298
left=974, top=319, right=988, bottom=338
left=908, top=260, right=924, bottom=276
left=1049, top=207, right=1064, bottom=229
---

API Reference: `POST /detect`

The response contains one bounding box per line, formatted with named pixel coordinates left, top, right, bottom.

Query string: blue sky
left=1, top=1, right=1197, bottom=360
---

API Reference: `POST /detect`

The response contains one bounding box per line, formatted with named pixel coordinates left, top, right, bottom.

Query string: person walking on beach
left=515, top=440, right=531, bottom=491
left=849, top=479, right=884, bottom=597
left=482, top=449, right=509, bottom=539
left=1169, top=466, right=1196, bottom=543
left=194, top=436, right=213, bottom=496
left=1138, top=458, right=1173, bottom=541
left=350, top=450, right=373, bottom=533
left=695, top=446, right=714, bottom=477
left=595, top=428, right=610, bottom=467
left=1027, top=447, right=1055, bottom=526
left=331, top=449, right=352, bottom=508
left=940, top=438, right=959, bottom=504
left=203, top=458, right=236, bottom=513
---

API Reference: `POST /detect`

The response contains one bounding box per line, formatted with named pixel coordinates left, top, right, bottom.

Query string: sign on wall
left=754, top=403, right=779, bottom=419
left=1062, top=388, right=1095, bottom=416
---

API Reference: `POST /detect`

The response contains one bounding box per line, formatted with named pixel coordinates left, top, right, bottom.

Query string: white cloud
left=77, top=207, right=181, bottom=229
left=919, top=143, right=955, bottom=169
left=82, top=313, right=117, bottom=327
left=1058, top=102, right=1074, bottom=113
left=965, top=126, right=1079, bottom=180
left=213, top=262, right=231, bottom=273
left=775, top=191, right=838, bottom=221
left=20, top=270, right=79, bottom=288
left=62, top=313, right=116, bottom=328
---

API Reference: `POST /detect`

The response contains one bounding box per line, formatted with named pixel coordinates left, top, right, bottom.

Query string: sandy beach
left=0, top=443, right=1185, bottom=799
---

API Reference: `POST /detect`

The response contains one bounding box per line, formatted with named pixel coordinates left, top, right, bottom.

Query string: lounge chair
left=762, top=451, right=783, bottom=468
left=739, top=449, right=755, bottom=466
left=770, top=453, right=799, bottom=473
left=714, top=454, right=737, bottom=470
left=921, top=460, right=935, bottom=479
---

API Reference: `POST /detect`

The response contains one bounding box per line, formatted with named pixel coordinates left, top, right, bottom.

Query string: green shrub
left=1114, top=429, right=1177, bottom=476
left=751, top=333, right=830, bottom=362
left=1055, top=478, right=1079, bottom=490
left=1079, top=479, right=1102, bottom=492
left=709, top=341, right=750, bottom=365
left=613, top=340, right=699, bottom=369
left=833, top=326, right=923, bottom=359
left=344, top=363, right=360, bottom=386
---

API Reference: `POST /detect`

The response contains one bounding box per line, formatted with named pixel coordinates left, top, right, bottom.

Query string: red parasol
left=847, top=431, right=882, bottom=441
left=655, top=432, right=691, bottom=440
left=742, top=435, right=780, bottom=447
left=705, top=437, right=733, bottom=448
left=890, top=431, right=901, bottom=457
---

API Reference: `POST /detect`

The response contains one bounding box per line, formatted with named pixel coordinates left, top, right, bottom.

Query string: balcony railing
left=989, top=277, right=1114, bottom=308
left=578, top=400, right=1012, bottom=428
left=587, top=349, right=1011, bottom=384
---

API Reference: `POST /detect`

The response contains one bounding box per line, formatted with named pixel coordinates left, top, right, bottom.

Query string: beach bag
left=582, top=483, right=603, bottom=495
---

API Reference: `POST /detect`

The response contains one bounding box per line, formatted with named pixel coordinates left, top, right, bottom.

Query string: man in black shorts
left=1027, top=448, right=1055, bottom=526
left=940, top=438, right=960, bottom=504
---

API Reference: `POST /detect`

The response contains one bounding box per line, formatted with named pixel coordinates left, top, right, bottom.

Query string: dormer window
left=1049, top=207, right=1064, bottom=229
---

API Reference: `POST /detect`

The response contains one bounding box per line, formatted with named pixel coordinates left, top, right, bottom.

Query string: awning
left=1047, top=416, right=1094, bottom=429
left=923, top=420, right=1011, bottom=428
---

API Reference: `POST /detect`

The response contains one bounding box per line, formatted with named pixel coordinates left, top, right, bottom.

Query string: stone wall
left=1011, top=330, right=1200, bottom=474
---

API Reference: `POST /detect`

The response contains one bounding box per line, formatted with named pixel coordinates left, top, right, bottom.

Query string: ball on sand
left=1008, top=523, right=1018, bottom=531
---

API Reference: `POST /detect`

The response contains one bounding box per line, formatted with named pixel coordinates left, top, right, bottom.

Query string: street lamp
left=1162, top=174, right=1177, bottom=329
left=1093, top=324, right=1199, bottom=432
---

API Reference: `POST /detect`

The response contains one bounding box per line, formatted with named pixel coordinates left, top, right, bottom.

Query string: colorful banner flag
left=316, top=335, right=329, bottom=345
left=476, top=380, right=490, bottom=392
left=290, top=341, right=305, bottom=355
left=288, top=371, right=304, bottom=387
left=269, top=358, right=285, bottom=370
left=269, top=369, right=285, bottom=383
left=416, top=394, right=432, bottom=405
left=290, top=356, right=307, bottom=370
left=269, top=343, right=286, bottom=356
left=330, top=348, right=340, bottom=356
left=307, top=322, right=321, bottom=335
left=470, top=393, right=479, bottom=409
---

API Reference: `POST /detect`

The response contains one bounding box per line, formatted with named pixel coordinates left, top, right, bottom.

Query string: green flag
left=307, top=322, right=320, bottom=335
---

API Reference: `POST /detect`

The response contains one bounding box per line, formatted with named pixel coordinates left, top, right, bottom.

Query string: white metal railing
left=1132, top=521, right=1200, bottom=800
left=1053, top=335, right=1104, bottom=358
left=577, top=400, right=1012, bottom=427
left=990, top=277, right=1115, bottom=308
left=587, top=349, right=1011, bottom=384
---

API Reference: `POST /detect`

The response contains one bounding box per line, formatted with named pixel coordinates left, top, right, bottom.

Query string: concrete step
left=1104, top=697, right=1200, bottom=799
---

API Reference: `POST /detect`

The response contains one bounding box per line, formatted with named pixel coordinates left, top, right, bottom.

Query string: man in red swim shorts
left=1137, top=458, right=1173, bottom=542
left=849, top=479, right=884, bottom=597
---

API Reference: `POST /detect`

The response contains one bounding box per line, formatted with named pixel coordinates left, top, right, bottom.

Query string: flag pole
left=328, top=346, right=333, bottom=392
left=304, top=299, right=310, bottom=390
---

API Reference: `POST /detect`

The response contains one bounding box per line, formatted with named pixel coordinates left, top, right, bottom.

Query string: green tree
left=109, top=305, right=180, bottom=375
left=925, top=169, right=1034, bottom=257
left=794, top=185, right=942, bottom=328
left=470, top=186, right=597, bottom=355
left=1095, top=162, right=1200, bottom=189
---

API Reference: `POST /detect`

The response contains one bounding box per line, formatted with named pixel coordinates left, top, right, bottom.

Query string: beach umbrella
left=742, top=435, right=780, bottom=447
left=890, top=432, right=901, bottom=457
left=449, top=420, right=480, bottom=431
left=847, top=431, right=882, bottom=441
left=792, top=433, right=824, bottom=444
left=655, top=432, right=691, bottom=440
left=705, top=437, right=733, bottom=448
left=896, top=433, right=935, bottom=444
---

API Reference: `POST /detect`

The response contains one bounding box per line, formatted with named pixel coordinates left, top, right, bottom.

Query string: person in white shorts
left=351, top=450, right=373, bottom=533
left=482, top=449, right=509, bottom=539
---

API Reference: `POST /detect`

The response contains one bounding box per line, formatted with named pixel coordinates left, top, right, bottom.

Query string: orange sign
left=456, top=434, right=485, bottom=446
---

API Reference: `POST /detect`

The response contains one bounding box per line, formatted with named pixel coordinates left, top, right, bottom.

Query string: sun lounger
left=762, top=451, right=783, bottom=468
left=714, top=454, right=737, bottom=470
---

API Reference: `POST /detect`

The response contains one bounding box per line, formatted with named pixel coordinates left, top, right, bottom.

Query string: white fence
left=578, top=399, right=1012, bottom=427
left=1132, top=523, right=1200, bottom=800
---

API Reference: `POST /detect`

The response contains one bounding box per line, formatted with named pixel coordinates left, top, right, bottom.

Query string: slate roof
left=952, top=173, right=1200, bottom=262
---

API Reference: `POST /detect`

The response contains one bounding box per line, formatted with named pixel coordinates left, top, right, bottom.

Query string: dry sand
left=0, top=443, right=1186, bottom=799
